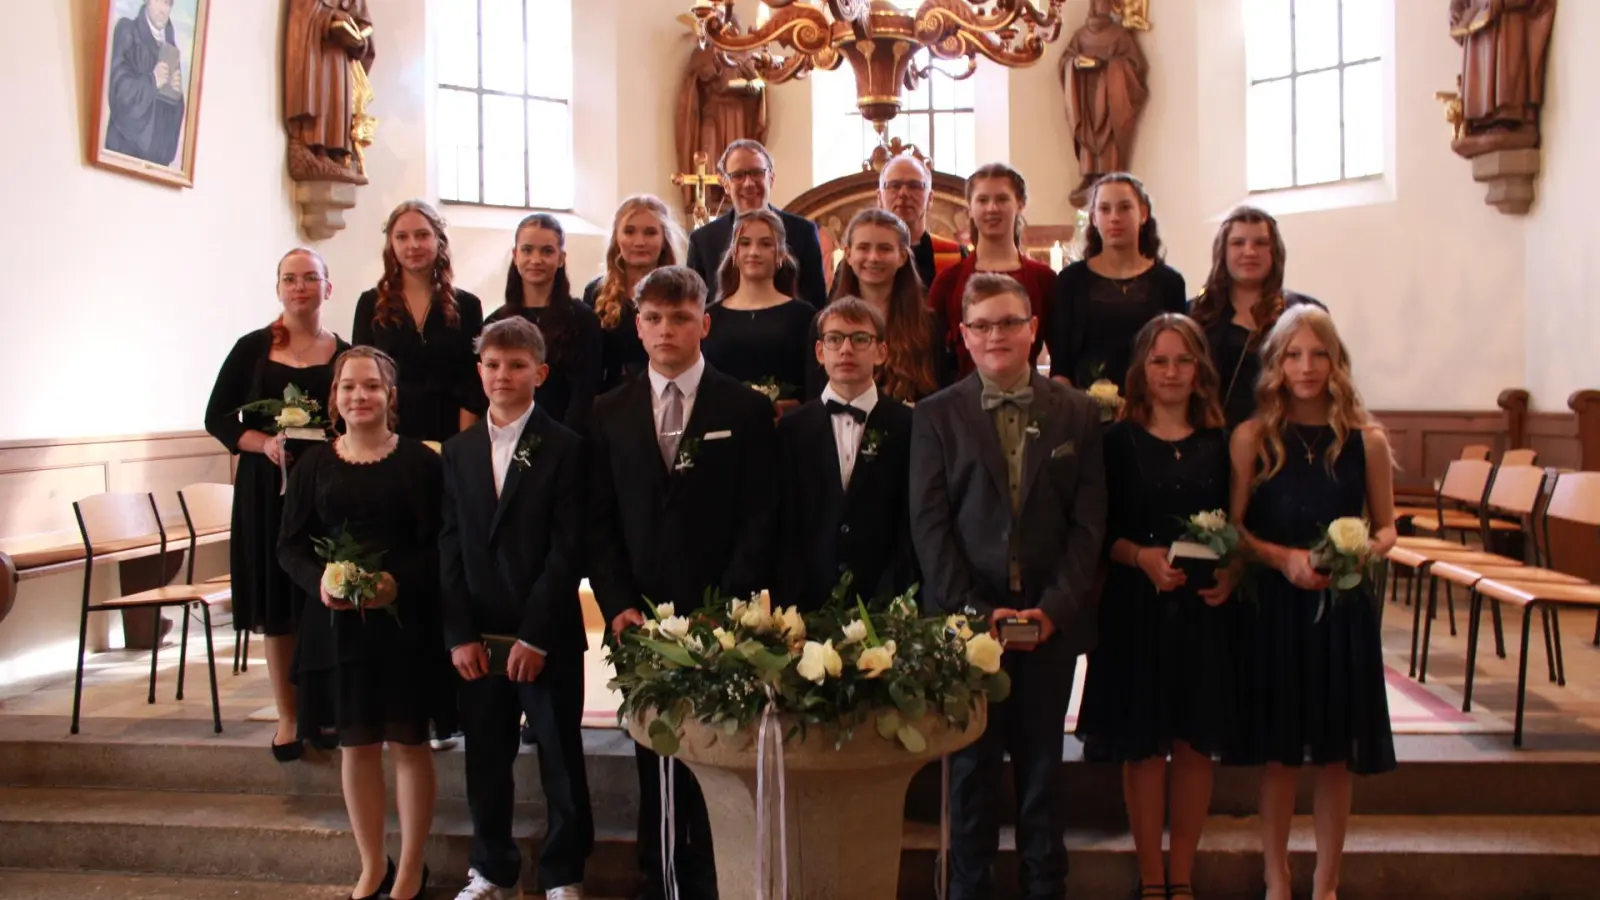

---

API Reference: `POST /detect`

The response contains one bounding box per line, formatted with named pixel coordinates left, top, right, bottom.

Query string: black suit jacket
left=439, top=406, right=587, bottom=657
left=773, top=397, right=917, bottom=612
left=587, top=364, right=778, bottom=621
left=909, top=372, right=1107, bottom=656
left=686, top=207, right=828, bottom=309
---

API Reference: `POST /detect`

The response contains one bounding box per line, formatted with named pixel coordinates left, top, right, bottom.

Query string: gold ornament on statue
left=687, top=0, right=1069, bottom=131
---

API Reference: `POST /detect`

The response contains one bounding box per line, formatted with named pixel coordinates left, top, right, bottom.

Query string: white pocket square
left=704, top=430, right=733, bottom=440
left=1051, top=441, right=1076, bottom=459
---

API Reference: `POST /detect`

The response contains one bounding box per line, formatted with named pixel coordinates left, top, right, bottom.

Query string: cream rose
left=276, top=406, right=312, bottom=429
left=797, top=639, right=843, bottom=684
left=658, top=615, right=691, bottom=642
left=1192, top=509, right=1228, bottom=533
left=776, top=605, right=806, bottom=643
left=1327, top=517, right=1370, bottom=555
left=857, top=640, right=897, bottom=679
left=840, top=619, right=868, bottom=646
left=965, top=633, right=1003, bottom=674
left=320, top=561, right=356, bottom=599
left=738, top=602, right=774, bottom=633
left=945, top=614, right=974, bottom=642
left=1088, top=380, right=1122, bottom=403
left=713, top=627, right=736, bottom=651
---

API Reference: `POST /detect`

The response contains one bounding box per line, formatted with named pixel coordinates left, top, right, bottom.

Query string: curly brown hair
left=373, top=200, right=459, bottom=330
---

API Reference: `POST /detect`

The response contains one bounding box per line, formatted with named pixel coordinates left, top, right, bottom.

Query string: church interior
left=2, top=0, right=1600, bottom=897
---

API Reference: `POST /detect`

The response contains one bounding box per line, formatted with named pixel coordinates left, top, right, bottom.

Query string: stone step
left=3, top=786, right=1598, bottom=900
left=0, top=869, right=627, bottom=900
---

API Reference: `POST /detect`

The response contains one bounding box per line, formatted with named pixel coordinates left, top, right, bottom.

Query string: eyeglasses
left=882, top=179, right=928, bottom=194
left=724, top=168, right=770, bottom=183
left=962, top=317, right=1031, bottom=337
left=821, top=331, right=879, bottom=350
left=279, top=273, right=325, bottom=287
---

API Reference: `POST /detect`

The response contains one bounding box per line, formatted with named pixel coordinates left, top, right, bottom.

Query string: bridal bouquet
left=607, top=576, right=1010, bottom=756
left=1308, top=517, right=1381, bottom=620
left=312, top=526, right=394, bottom=623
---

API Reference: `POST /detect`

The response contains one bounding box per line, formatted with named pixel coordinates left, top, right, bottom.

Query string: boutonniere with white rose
left=860, top=428, right=886, bottom=460
left=1307, top=517, right=1381, bottom=620
left=512, top=433, right=542, bottom=470
left=605, top=577, right=1010, bottom=756
left=311, top=524, right=395, bottom=624
left=1025, top=412, right=1045, bottom=440
left=673, top=437, right=701, bottom=473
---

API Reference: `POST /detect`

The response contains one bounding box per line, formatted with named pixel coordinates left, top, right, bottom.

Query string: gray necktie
left=659, top=381, right=684, bottom=467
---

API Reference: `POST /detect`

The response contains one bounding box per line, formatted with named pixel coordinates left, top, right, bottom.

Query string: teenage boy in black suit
left=774, top=296, right=917, bottom=612
left=588, top=265, right=778, bottom=900
left=441, top=316, right=592, bottom=900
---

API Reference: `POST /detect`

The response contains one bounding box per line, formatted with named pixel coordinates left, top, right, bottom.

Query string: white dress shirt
left=820, top=382, right=879, bottom=489
left=487, top=402, right=535, bottom=497
left=647, top=354, right=706, bottom=439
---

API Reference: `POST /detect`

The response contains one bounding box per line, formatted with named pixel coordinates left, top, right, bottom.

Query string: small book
left=996, top=617, right=1041, bottom=647
left=483, top=633, right=518, bottom=677
left=1167, top=540, right=1219, bottom=591
left=282, top=427, right=329, bottom=443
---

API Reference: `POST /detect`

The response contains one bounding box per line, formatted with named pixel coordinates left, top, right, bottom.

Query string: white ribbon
left=936, top=755, right=951, bottom=900
left=754, top=687, right=789, bottom=899
left=276, top=437, right=290, bottom=496
left=660, top=755, right=679, bottom=900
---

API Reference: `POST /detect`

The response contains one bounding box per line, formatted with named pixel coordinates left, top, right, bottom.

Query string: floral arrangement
left=607, top=578, right=1010, bottom=756
left=236, top=383, right=329, bottom=435
left=746, top=376, right=797, bottom=404
left=1087, top=380, right=1124, bottom=423
left=1179, top=509, right=1240, bottom=561
left=313, top=526, right=394, bottom=623
left=1308, top=517, right=1380, bottom=620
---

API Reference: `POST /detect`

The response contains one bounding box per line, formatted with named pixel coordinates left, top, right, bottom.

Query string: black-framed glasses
left=821, top=331, right=879, bottom=350
left=962, top=317, right=1031, bottom=337
left=882, top=179, right=928, bottom=194
left=724, top=167, right=770, bottom=183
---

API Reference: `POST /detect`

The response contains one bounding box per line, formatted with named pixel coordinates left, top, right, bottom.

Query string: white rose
left=1088, top=380, right=1122, bottom=403
left=276, top=406, right=312, bottom=429
left=945, top=614, right=974, bottom=642
left=797, top=639, right=843, bottom=684
left=840, top=619, right=868, bottom=646
left=857, top=640, right=896, bottom=679
left=776, top=605, right=806, bottom=643
left=965, top=633, right=1004, bottom=674
left=659, top=615, right=691, bottom=642
left=738, top=602, right=774, bottom=633
left=1192, top=509, right=1228, bottom=533
left=1327, top=517, right=1371, bottom=555
left=713, top=627, right=736, bottom=651
left=320, top=561, right=350, bottom=599
left=654, top=602, right=675, bottom=620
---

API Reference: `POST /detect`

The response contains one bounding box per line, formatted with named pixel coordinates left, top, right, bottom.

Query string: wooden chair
left=70, top=492, right=227, bottom=735
left=1466, top=472, right=1600, bottom=747
left=1461, top=444, right=1492, bottom=461
left=176, top=484, right=237, bottom=693
left=1502, top=448, right=1539, bottom=467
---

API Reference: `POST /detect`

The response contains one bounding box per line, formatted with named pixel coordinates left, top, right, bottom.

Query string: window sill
left=439, top=202, right=604, bottom=236
left=1245, top=176, right=1393, bottom=218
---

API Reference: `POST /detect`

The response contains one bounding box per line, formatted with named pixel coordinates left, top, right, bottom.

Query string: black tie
left=825, top=400, right=867, bottom=424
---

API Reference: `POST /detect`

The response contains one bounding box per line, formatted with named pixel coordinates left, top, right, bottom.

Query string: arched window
left=435, top=0, right=574, bottom=210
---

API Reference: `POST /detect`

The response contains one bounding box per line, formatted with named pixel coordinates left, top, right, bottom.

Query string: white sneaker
left=453, top=868, right=522, bottom=899
left=543, top=886, right=582, bottom=900
left=430, top=734, right=460, bottom=751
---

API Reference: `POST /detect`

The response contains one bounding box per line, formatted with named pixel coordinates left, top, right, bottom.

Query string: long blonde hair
left=1252, top=305, right=1375, bottom=484
left=593, top=195, right=685, bottom=329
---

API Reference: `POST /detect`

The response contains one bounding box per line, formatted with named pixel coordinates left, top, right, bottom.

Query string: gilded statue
left=675, top=41, right=767, bottom=218
left=1447, top=0, right=1556, bottom=158
left=1059, top=0, right=1149, bottom=208
left=285, top=0, right=376, bottom=185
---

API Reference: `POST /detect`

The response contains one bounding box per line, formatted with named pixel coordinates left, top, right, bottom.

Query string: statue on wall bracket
left=284, top=0, right=376, bottom=239
left=1059, top=0, right=1150, bottom=209
left=1441, top=0, right=1557, bottom=215
left=674, top=14, right=768, bottom=226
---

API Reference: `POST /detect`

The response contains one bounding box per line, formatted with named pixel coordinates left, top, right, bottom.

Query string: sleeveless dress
left=1235, top=425, right=1396, bottom=775
left=1076, top=422, right=1237, bottom=762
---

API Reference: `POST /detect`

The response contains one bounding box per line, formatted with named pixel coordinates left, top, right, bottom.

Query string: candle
left=1049, top=240, right=1065, bottom=272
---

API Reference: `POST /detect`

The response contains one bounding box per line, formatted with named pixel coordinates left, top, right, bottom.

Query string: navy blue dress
left=1235, top=425, right=1395, bottom=775
left=1076, top=422, right=1237, bottom=762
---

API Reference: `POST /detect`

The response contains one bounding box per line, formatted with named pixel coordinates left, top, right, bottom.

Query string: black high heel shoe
left=270, top=738, right=304, bottom=763
left=387, top=863, right=429, bottom=900
left=349, top=857, right=395, bottom=900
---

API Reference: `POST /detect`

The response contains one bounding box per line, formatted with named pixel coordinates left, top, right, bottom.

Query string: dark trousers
left=634, top=744, right=719, bottom=900
left=948, top=639, right=1076, bottom=900
left=460, top=655, right=594, bottom=891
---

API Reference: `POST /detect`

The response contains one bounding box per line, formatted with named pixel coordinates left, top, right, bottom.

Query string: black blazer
left=686, top=207, right=828, bottom=309
left=909, top=372, right=1108, bottom=656
left=774, top=397, right=917, bottom=612
left=587, top=364, right=778, bottom=621
left=439, top=406, right=587, bottom=657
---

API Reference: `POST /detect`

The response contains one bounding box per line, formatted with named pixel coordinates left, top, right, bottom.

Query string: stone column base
left=293, top=180, right=359, bottom=240
left=1470, top=148, right=1542, bottom=215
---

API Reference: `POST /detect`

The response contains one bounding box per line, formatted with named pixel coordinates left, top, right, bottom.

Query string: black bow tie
left=825, top=400, right=867, bottom=424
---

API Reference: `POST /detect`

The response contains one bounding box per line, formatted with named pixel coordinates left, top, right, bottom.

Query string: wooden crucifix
left=672, top=151, right=722, bottom=229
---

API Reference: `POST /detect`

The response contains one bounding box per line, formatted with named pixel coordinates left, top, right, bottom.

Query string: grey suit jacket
left=909, top=371, right=1107, bottom=656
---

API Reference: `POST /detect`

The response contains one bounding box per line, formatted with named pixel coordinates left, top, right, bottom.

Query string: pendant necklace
left=1290, top=424, right=1319, bottom=465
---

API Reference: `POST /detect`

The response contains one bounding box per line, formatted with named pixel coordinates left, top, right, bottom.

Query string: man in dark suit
left=909, top=273, right=1107, bottom=900
left=105, top=0, right=186, bottom=165
left=441, top=316, right=592, bottom=900
left=774, top=297, right=916, bottom=612
left=588, top=265, right=778, bottom=900
left=878, top=154, right=967, bottom=289
left=686, top=139, right=828, bottom=308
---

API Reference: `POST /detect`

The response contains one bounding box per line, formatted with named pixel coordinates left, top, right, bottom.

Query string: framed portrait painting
left=90, top=0, right=212, bottom=188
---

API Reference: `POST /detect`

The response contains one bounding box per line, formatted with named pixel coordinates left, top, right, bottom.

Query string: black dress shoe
left=270, top=739, right=304, bottom=763
left=348, top=857, right=395, bottom=900
left=387, top=863, right=429, bottom=900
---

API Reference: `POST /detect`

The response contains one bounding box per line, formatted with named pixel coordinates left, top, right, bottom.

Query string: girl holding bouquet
left=278, top=346, right=445, bottom=900
left=204, top=248, right=348, bottom=762
left=1075, top=314, right=1236, bottom=900
left=1228, top=305, right=1397, bottom=900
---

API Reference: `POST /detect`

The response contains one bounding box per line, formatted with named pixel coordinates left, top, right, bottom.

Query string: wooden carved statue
left=1059, top=0, right=1149, bottom=208
left=285, top=0, right=376, bottom=185
left=1447, top=0, right=1556, bottom=158
left=675, top=41, right=768, bottom=218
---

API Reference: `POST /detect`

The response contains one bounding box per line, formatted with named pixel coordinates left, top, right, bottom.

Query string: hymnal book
left=996, top=616, right=1041, bottom=647
left=1167, top=540, right=1220, bottom=591
left=483, top=633, right=518, bottom=677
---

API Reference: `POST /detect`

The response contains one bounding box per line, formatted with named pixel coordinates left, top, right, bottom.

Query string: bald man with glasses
left=877, top=154, right=967, bottom=289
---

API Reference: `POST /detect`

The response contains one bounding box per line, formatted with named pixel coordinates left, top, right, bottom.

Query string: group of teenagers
left=203, top=138, right=1396, bottom=900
